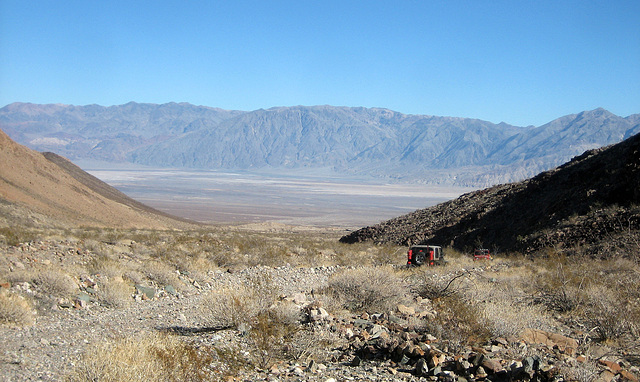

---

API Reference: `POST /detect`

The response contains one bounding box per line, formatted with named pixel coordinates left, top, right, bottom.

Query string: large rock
left=520, top=329, right=578, bottom=356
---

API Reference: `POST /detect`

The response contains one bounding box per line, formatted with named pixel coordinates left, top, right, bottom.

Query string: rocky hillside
left=340, top=132, right=640, bottom=257
left=0, top=128, right=194, bottom=229
left=2, top=102, right=638, bottom=186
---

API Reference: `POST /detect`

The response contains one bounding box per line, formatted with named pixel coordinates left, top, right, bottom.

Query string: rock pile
left=272, top=292, right=638, bottom=382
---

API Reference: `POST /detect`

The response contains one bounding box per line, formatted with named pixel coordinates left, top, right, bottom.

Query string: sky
left=1, top=0, right=638, bottom=127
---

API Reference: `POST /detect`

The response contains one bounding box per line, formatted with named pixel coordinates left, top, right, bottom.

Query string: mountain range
left=1, top=102, right=638, bottom=186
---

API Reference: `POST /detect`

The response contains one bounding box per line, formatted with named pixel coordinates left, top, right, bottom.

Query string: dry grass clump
left=426, top=294, right=492, bottom=353
left=98, top=279, right=133, bottom=308
left=66, top=333, right=222, bottom=382
left=0, top=291, right=35, bottom=326
left=199, top=285, right=264, bottom=329
left=414, top=253, right=557, bottom=348
left=33, top=269, right=77, bottom=298
left=323, top=266, right=405, bottom=313
left=144, top=261, right=182, bottom=288
left=415, top=268, right=490, bottom=351
left=249, top=307, right=301, bottom=368
left=0, top=226, right=39, bottom=246
left=87, top=254, right=125, bottom=279
left=527, top=253, right=640, bottom=345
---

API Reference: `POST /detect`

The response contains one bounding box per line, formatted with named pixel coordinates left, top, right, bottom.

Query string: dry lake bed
left=82, top=164, right=474, bottom=228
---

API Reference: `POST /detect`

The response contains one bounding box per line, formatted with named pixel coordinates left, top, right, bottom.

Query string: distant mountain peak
left=577, top=107, right=614, bottom=118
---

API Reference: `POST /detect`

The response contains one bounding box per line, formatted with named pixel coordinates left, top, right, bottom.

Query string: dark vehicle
left=473, top=248, right=492, bottom=261
left=407, top=245, right=444, bottom=266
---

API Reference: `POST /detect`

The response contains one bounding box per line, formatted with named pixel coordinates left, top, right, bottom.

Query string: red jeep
left=473, top=248, right=492, bottom=261
left=407, top=245, right=444, bottom=266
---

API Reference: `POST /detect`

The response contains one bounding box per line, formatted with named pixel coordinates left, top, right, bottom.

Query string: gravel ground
left=0, top=264, right=372, bottom=381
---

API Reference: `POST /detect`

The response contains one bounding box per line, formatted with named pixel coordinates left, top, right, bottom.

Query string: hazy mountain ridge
left=1, top=102, right=638, bottom=186
left=0, top=102, right=244, bottom=162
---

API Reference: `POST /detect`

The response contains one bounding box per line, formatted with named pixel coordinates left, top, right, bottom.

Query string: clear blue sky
left=1, top=0, right=638, bottom=126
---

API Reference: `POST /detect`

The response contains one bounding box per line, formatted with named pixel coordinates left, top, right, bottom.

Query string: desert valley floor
left=80, top=163, right=473, bottom=227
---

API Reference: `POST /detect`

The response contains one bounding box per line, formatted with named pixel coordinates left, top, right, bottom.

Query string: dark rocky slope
left=340, top=132, right=640, bottom=257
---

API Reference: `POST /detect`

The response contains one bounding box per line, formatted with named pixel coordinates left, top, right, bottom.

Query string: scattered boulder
left=164, top=285, right=178, bottom=296
left=134, top=285, right=156, bottom=300
left=414, top=357, right=429, bottom=376
left=521, top=328, right=578, bottom=355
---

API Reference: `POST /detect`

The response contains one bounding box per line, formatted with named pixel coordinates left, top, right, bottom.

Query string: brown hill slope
left=0, top=128, right=195, bottom=229
left=340, top=133, right=640, bottom=258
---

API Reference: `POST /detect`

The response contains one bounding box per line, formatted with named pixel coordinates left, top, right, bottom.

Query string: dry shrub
left=306, top=241, right=405, bottom=267
left=324, top=266, right=405, bottom=313
left=532, top=269, right=586, bottom=313
left=285, top=325, right=345, bottom=363
left=418, top=270, right=471, bottom=300
left=98, top=279, right=132, bottom=308
left=267, top=300, right=302, bottom=327
left=2, top=269, right=33, bottom=285
left=66, top=333, right=220, bottom=382
left=144, top=261, right=181, bottom=288
left=0, top=291, right=35, bottom=326
left=88, top=254, right=124, bottom=279
left=123, top=269, right=146, bottom=285
left=465, top=268, right=554, bottom=338
left=441, top=247, right=476, bottom=268
left=199, top=285, right=263, bottom=329
left=249, top=308, right=300, bottom=369
left=0, top=226, right=37, bottom=246
left=173, top=255, right=217, bottom=285
left=557, top=360, right=600, bottom=382
left=33, top=270, right=77, bottom=298
left=244, top=270, right=278, bottom=302
left=530, top=254, right=640, bottom=344
left=248, top=301, right=341, bottom=368
left=416, top=268, right=493, bottom=352
left=582, top=283, right=640, bottom=343
left=481, top=299, right=551, bottom=338
left=425, top=294, right=492, bottom=353
left=80, top=239, right=103, bottom=254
